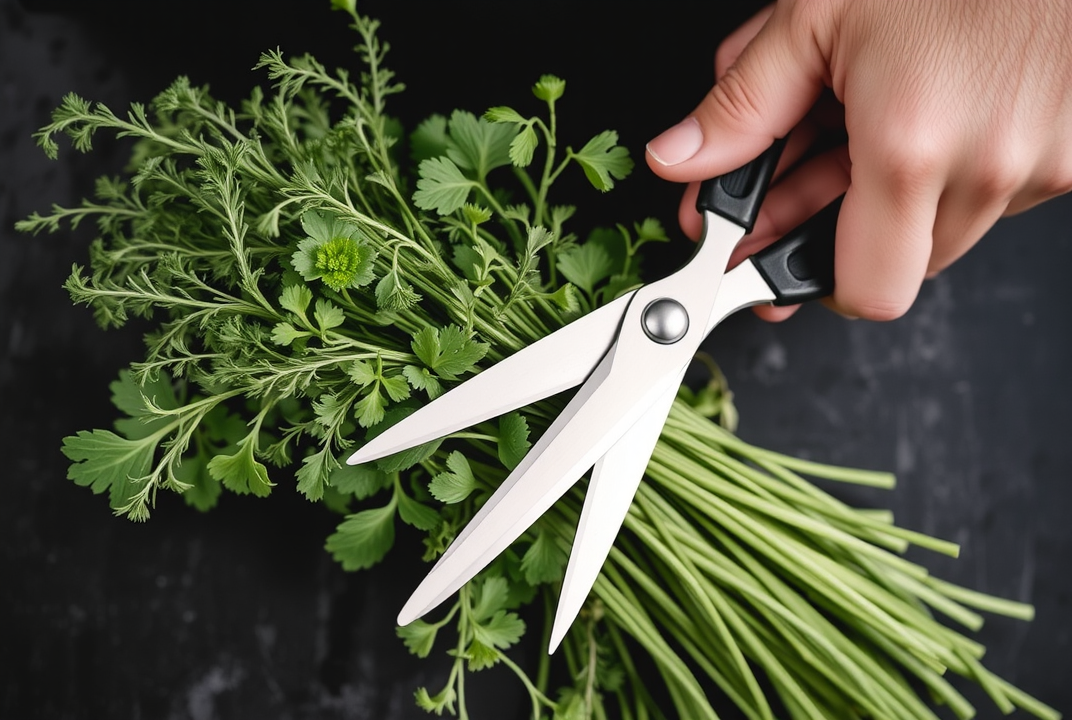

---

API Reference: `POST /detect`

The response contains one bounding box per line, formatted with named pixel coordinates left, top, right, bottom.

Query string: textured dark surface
left=2, top=2, right=1070, bottom=718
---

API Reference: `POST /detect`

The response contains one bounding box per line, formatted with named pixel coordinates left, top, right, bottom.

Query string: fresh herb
left=19, top=3, right=1060, bottom=719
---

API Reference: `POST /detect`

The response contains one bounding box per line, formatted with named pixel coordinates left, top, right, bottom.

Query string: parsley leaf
left=570, top=130, right=633, bottom=191
left=444, top=109, right=514, bottom=180
left=428, top=451, right=476, bottom=503
left=497, top=412, right=530, bottom=470
left=556, top=242, right=614, bottom=297
left=324, top=498, right=396, bottom=571
left=412, top=156, right=477, bottom=216
left=521, top=527, right=568, bottom=585
left=397, top=619, right=440, bottom=658
left=411, top=325, right=488, bottom=381
left=206, top=435, right=274, bottom=497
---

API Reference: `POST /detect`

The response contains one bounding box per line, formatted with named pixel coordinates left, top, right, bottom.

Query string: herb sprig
left=19, top=3, right=1060, bottom=719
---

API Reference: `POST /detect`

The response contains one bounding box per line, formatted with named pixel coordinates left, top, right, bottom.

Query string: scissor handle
left=752, top=195, right=842, bottom=306
left=695, top=138, right=787, bottom=232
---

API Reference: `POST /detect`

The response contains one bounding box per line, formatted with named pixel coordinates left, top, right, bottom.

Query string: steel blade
left=346, top=292, right=634, bottom=466
left=547, top=366, right=685, bottom=653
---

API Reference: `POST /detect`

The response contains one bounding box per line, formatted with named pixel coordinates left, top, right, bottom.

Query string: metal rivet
left=641, top=298, right=689, bottom=344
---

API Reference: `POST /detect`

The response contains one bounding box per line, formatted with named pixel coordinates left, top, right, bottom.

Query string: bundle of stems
left=18, top=3, right=1058, bottom=718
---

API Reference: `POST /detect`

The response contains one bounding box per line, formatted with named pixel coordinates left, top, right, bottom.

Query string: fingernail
left=647, top=117, right=703, bottom=166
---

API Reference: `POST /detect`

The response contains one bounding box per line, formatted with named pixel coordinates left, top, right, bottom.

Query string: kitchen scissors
left=347, top=139, right=842, bottom=652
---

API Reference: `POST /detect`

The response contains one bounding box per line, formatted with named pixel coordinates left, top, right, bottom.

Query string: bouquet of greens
left=19, top=3, right=1061, bottom=718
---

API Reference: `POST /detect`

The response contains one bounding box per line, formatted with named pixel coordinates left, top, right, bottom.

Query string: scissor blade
left=397, top=338, right=688, bottom=625
left=547, top=366, right=685, bottom=653
left=347, top=292, right=634, bottom=466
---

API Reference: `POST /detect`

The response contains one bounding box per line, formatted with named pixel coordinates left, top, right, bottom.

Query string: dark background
left=2, top=1, right=1069, bottom=718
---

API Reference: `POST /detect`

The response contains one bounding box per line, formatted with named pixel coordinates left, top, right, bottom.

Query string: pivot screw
left=641, top=298, right=689, bottom=344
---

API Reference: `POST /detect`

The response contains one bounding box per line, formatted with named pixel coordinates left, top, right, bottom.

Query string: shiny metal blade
left=397, top=338, right=689, bottom=625
left=705, top=259, right=777, bottom=335
left=346, top=293, right=634, bottom=466
left=547, top=367, right=685, bottom=653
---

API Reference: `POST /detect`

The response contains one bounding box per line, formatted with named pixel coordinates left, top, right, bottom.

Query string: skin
left=646, top=0, right=1072, bottom=321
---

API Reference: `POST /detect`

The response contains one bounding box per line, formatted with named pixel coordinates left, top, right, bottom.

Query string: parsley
left=22, top=5, right=1057, bottom=720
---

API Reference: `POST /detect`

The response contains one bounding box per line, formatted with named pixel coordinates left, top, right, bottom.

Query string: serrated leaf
left=62, top=429, right=154, bottom=513
left=397, top=490, right=440, bottom=531
left=313, top=299, right=345, bottom=331
left=280, top=284, right=313, bottom=318
left=465, top=638, right=501, bottom=671
left=483, top=105, right=526, bottom=123
left=413, top=156, right=477, bottom=216
left=547, top=283, right=580, bottom=313
left=409, top=114, right=449, bottom=163
left=324, top=501, right=396, bottom=571
left=571, top=130, right=633, bottom=191
left=348, top=360, right=377, bottom=387
left=428, top=451, right=476, bottom=504
left=110, top=369, right=176, bottom=419
left=397, top=619, right=439, bottom=658
left=380, top=373, right=411, bottom=403
left=270, top=321, right=308, bottom=347
left=557, top=242, right=614, bottom=296
left=329, top=462, right=390, bottom=499
left=460, top=203, right=492, bottom=225
left=402, top=364, right=443, bottom=400
left=472, top=610, right=525, bottom=651
left=355, top=386, right=386, bottom=428
left=472, top=575, right=510, bottom=621
left=497, top=413, right=530, bottom=471
left=369, top=406, right=444, bottom=473
left=173, top=454, right=222, bottom=512
left=296, top=445, right=336, bottom=501
left=509, top=125, right=538, bottom=167
left=414, top=685, right=456, bottom=715
left=206, top=436, right=273, bottom=497
left=521, top=528, right=567, bottom=585
left=375, top=271, right=421, bottom=312
left=445, top=109, right=515, bottom=179
left=410, top=325, right=488, bottom=381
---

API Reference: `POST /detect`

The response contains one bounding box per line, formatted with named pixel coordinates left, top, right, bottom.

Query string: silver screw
left=641, top=298, right=689, bottom=344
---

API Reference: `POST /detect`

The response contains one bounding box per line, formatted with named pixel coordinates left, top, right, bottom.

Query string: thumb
left=646, top=2, right=832, bottom=182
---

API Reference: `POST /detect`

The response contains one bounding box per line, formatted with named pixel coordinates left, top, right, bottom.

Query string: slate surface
left=2, top=2, right=1069, bottom=718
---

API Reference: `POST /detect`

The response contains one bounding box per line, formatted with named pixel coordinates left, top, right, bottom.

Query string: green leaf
left=571, top=130, right=633, bottom=191
left=428, top=451, right=476, bottom=503
left=206, top=436, right=274, bottom=497
left=414, top=685, right=456, bottom=715
left=402, top=364, right=443, bottom=400
left=280, top=284, right=313, bottom=318
left=521, top=528, right=568, bottom=585
left=355, top=387, right=386, bottom=428
left=110, top=369, right=176, bottom=419
left=412, top=156, right=477, bottom=216
left=397, top=491, right=440, bottom=531
left=270, top=321, right=308, bottom=347
left=533, top=74, right=566, bottom=102
left=483, top=105, right=526, bottom=123
left=556, top=242, right=614, bottom=296
left=348, top=360, right=377, bottom=387
left=410, top=325, right=488, bottom=381
left=296, top=445, right=337, bottom=501
left=374, top=270, right=421, bottom=312
left=465, top=638, right=501, bottom=671
left=313, top=299, right=345, bottom=331
left=173, top=455, right=222, bottom=512
left=329, top=462, right=390, bottom=499
left=460, top=203, right=493, bottom=226
left=445, top=109, right=514, bottom=178
left=472, top=575, right=510, bottom=621
left=324, top=501, right=396, bottom=571
left=369, top=406, right=444, bottom=473
left=397, top=619, right=440, bottom=658
left=409, top=114, right=449, bottom=163
left=509, top=125, right=538, bottom=167
left=473, top=610, right=525, bottom=651
left=62, top=428, right=155, bottom=515
left=380, top=373, right=411, bottom=403
left=546, top=283, right=580, bottom=314
left=497, top=412, right=530, bottom=470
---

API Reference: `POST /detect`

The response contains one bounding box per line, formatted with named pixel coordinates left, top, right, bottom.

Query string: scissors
left=347, top=139, right=842, bottom=653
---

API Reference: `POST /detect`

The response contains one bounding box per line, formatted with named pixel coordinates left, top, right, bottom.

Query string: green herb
left=19, top=3, right=1060, bottom=719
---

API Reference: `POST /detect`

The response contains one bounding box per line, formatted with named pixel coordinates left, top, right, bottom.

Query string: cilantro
left=556, top=242, right=614, bottom=298
left=443, top=109, right=515, bottom=180
left=397, top=618, right=440, bottom=658
left=569, top=130, right=634, bottom=192
left=428, top=451, right=477, bottom=504
left=324, top=498, right=396, bottom=571
left=521, top=527, right=567, bottom=585
left=410, top=325, right=488, bottom=381
left=412, top=156, right=478, bottom=216
left=497, top=412, right=530, bottom=470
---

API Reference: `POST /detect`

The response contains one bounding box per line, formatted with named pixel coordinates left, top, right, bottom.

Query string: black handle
left=751, top=195, right=843, bottom=306
left=695, top=138, right=787, bottom=232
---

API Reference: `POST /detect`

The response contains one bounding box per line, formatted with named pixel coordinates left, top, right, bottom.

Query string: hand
left=646, top=0, right=1072, bottom=321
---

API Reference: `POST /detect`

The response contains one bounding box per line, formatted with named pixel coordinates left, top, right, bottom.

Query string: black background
left=2, top=1, right=1069, bottom=718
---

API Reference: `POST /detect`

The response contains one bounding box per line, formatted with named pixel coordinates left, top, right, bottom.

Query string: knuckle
left=839, top=293, right=915, bottom=322
left=707, top=70, right=767, bottom=131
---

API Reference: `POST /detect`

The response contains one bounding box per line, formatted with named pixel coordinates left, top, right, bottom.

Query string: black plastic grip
left=751, top=195, right=843, bottom=306
left=695, top=138, right=787, bottom=232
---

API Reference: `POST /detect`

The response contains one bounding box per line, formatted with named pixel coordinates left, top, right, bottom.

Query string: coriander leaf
left=410, top=114, right=449, bottom=163
left=414, top=685, right=457, bottom=716
left=483, top=106, right=526, bottom=123
left=324, top=500, right=396, bottom=571
left=461, top=203, right=492, bottom=226
left=465, top=638, right=500, bottom=671
left=329, top=462, right=390, bottom=499
left=348, top=360, right=377, bottom=387
left=397, top=619, right=440, bottom=658
left=428, top=451, right=476, bottom=503
left=271, top=321, right=308, bottom=347
left=445, top=109, right=514, bottom=179
left=355, top=386, right=387, bottom=427
left=110, top=369, right=176, bottom=419
left=402, top=364, right=443, bottom=400
left=570, top=130, right=633, bottom=192
left=374, top=270, right=421, bottom=312
left=556, top=242, right=614, bottom=296
left=497, top=412, right=530, bottom=470
left=546, top=283, right=580, bottom=314
left=509, top=125, right=538, bottom=167
left=410, top=325, right=488, bottom=381
left=521, top=528, right=567, bottom=585
left=296, top=445, right=337, bottom=501
left=635, top=216, right=670, bottom=244
left=413, top=156, right=477, bottom=216
left=280, top=284, right=313, bottom=319
left=380, top=373, right=411, bottom=403
left=472, top=575, right=510, bottom=622
left=62, top=428, right=154, bottom=515
left=173, top=454, right=222, bottom=512
left=533, top=74, right=565, bottom=102
left=397, top=489, right=440, bottom=531
left=314, top=299, right=345, bottom=331
left=473, top=610, right=525, bottom=651
left=206, top=436, right=274, bottom=497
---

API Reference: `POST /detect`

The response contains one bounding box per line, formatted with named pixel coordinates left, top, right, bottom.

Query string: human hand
left=646, top=0, right=1072, bottom=321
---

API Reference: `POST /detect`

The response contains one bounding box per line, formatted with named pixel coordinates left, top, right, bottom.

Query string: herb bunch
left=19, top=3, right=1060, bottom=719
